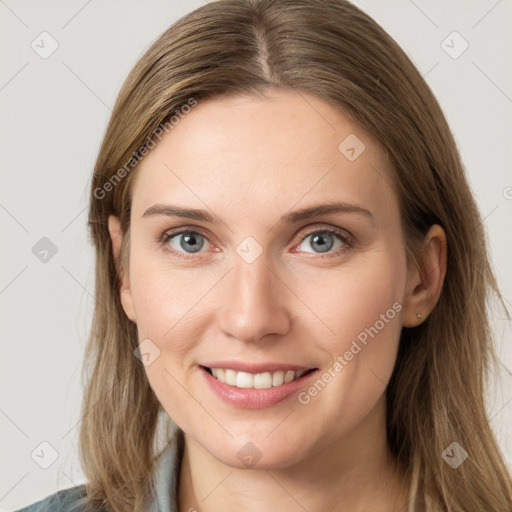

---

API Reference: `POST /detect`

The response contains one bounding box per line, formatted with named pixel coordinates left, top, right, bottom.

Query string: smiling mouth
left=201, top=366, right=318, bottom=389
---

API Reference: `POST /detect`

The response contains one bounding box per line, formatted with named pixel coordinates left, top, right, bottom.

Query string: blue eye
left=163, top=230, right=211, bottom=256
left=159, top=225, right=353, bottom=260
left=297, top=228, right=351, bottom=255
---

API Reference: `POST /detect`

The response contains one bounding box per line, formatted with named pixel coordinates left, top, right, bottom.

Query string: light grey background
left=1, top=1, right=511, bottom=510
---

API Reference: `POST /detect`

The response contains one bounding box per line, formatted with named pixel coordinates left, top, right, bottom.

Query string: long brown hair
left=80, top=1, right=512, bottom=510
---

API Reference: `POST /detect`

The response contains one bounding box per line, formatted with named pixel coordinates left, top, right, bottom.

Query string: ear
left=108, top=215, right=136, bottom=323
left=402, top=224, right=447, bottom=327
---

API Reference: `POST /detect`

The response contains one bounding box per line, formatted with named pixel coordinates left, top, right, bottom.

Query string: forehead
left=131, top=89, right=397, bottom=226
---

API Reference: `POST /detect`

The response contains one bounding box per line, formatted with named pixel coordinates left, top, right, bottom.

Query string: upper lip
left=201, top=361, right=317, bottom=373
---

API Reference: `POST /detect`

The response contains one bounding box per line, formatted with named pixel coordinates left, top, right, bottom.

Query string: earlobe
left=107, top=215, right=137, bottom=323
left=402, top=225, right=447, bottom=327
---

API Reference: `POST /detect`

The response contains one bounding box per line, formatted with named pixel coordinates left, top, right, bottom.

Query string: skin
left=108, top=89, right=447, bottom=511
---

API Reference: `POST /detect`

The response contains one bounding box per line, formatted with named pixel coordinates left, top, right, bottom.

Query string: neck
left=177, top=396, right=408, bottom=512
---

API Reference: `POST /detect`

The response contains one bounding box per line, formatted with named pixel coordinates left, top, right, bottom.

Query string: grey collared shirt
left=15, top=438, right=182, bottom=512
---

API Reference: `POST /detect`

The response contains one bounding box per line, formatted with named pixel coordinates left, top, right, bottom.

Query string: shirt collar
left=152, top=431, right=184, bottom=512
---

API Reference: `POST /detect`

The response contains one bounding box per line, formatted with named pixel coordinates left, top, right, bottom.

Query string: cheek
left=127, top=250, right=223, bottom=425
left=128, top=246, right=217, bottom=350
left=127, top=252, right=214, bottom=428
left=292, top=249, right=407, bottom=408
left=292, top=250, right=406, bottom=348
left=292, top=251, right=406, bottom=430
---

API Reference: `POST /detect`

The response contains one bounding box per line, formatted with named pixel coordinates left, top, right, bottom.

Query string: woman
left=17, top=0, right=512, bottom=511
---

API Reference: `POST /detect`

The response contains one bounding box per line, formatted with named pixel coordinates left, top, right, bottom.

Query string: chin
left=200, top=432, right=312, bottom=470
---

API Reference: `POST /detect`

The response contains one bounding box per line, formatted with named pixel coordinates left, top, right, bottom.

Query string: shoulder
left=14, top=434, right=184, bottom=512
left=14, top=485, right=99, bottom=512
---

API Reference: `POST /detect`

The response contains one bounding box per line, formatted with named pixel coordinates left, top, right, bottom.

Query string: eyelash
left=158, top=225, right=354, bottom=261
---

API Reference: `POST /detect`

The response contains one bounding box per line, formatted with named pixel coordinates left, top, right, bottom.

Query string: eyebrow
left=141, top=201, right=374, bottom=224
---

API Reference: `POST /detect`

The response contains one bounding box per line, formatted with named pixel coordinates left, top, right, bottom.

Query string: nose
left=216, top=254, right=291, bottom=344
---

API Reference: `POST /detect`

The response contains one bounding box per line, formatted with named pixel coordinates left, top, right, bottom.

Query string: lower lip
left=199, top=366, right=318, bottom=409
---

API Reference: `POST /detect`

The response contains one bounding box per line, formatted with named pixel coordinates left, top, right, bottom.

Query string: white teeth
left=254, top=372, right=272, bottom=389
left=236, top=371, right=254, bottom=388
left=225, top=369, right=237, bottom=386
left=272, top=371, right=285, bottom=386
left=208, top=367, right=309, bottom=388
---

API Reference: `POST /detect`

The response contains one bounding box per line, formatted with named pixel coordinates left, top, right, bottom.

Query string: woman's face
left=115, top=89, right=411, bottom=469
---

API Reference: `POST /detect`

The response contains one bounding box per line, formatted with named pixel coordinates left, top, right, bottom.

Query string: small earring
left=416, top=313, right=422, bottom=319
